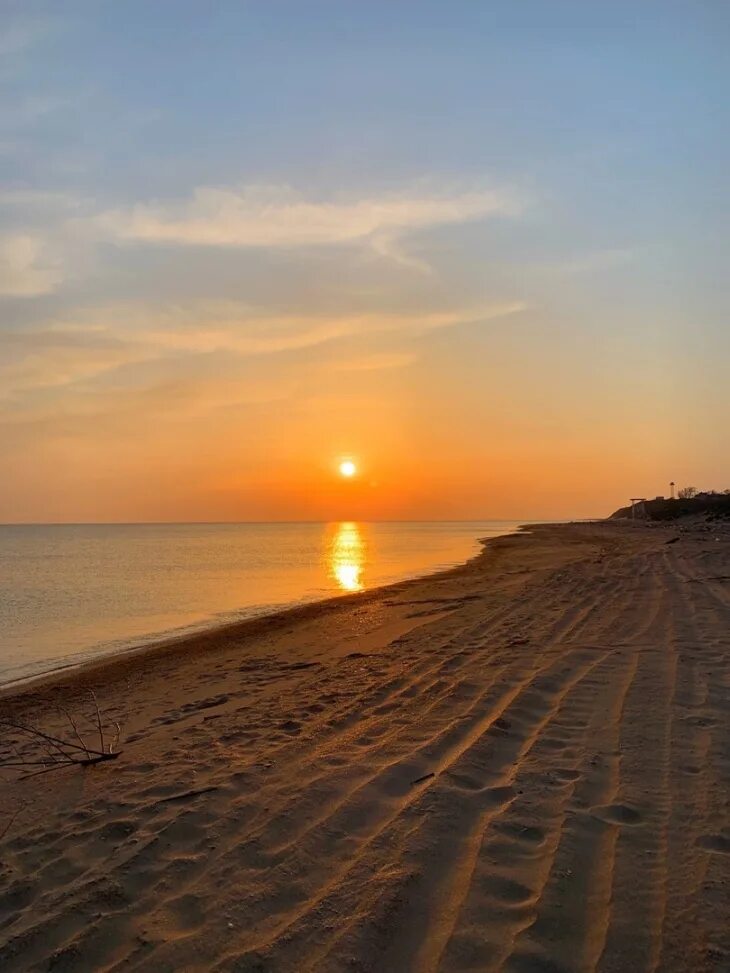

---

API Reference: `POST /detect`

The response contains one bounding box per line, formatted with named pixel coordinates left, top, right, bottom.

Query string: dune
left=0, top=521, right=728, bottom=972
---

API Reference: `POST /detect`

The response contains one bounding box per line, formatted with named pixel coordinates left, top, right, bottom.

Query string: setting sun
left=339, top=460, right=357, bottom=478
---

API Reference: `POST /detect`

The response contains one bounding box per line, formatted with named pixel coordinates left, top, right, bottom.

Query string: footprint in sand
left=278, top=719, right=301, bottom=734
left=492, top=821, right=546, bottom=845
left=695, top=833, right=730, bottom=855
left=551, top=767, right=581, bottom=783
left=590, top=803, right=643, bottom=826
left=685, top=714, right=718, bottom=728
left=481, top=874, right=534, bottom=906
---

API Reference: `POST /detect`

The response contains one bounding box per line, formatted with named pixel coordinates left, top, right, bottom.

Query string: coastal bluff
left=610, top=493, right=730, bottom=521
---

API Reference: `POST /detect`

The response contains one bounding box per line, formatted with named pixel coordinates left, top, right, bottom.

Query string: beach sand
left=0, top=521, right=728, bottom=972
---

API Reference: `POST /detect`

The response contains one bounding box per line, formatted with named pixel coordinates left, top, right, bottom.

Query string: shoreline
left=0, top=522, right=537, bottom=703
left=2, top=518, right=727, bottom=971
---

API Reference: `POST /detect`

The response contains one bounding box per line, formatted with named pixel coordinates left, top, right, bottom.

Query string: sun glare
left=330, top=521, right=365, bottom=591
left=339, top=460, right=357, bottom=478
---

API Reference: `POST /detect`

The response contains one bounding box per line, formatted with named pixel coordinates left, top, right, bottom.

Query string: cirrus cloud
left=0, top=300, right=526, bottom=404
left=96, top=182, right=522, bottom=250
left=0, top=233, right=64, bottom=296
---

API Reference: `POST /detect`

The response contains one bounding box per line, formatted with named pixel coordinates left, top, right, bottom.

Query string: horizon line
left=0, top=517, right=575, bottom=528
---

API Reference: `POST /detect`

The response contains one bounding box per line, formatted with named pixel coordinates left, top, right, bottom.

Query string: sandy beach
left=0, top=521, right=728, bottom=972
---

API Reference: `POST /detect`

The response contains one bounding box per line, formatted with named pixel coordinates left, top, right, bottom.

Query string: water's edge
left=0, top=526, right=537, bottom=698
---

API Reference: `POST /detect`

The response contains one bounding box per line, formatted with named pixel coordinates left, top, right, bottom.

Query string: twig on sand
left=90, top=689, right=106, bottom=754
left=0, top=805, right=24, bottom=841
left=411, top=772, right=436, bottom=786
left=149, top=786, right=220, bottom=809
left=0, top=691, right=123, bottom=780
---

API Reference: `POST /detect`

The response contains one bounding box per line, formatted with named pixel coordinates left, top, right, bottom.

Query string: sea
left=0, top=520, right=527, bottom=687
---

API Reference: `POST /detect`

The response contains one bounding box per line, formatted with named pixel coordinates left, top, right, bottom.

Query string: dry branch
left=0, top=692, right=123, bottom=780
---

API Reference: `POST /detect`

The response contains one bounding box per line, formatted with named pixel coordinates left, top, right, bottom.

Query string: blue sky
left=1, top=1, right=728, bottom=521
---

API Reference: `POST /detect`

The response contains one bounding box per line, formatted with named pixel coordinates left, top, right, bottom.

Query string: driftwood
left=0, top=691, right=122, bottom=780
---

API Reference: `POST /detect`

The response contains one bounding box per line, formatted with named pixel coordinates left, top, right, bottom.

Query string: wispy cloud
left=0, top=189, right=101, bottom=297
left=0, top=180, right=523, bottom=298
left=96, top=182, right=522, bottom=251
left=369, top=231, right=433, bottom=274
left=85, top=301, right=526, bottom=358
left=0, top=233, right=64, bottom=296
left=0, top=300, right=526, bottom=403
left=132, top=303, right=526, bottom=355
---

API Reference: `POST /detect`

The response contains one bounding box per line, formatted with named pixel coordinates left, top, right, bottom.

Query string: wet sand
left=0, top=521, right=728, bottom=972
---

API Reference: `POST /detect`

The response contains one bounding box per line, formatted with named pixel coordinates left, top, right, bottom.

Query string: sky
left=1, top=1, right=728, bottom=522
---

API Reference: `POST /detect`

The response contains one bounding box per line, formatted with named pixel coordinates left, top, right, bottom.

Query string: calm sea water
left=0, top=521, right=525, bottom=686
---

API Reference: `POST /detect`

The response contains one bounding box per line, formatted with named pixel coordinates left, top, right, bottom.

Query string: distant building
left=654, top=496, right=665, bottom=500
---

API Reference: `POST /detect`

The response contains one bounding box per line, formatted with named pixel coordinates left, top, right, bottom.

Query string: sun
left=339, top=460, right=357, bottom=478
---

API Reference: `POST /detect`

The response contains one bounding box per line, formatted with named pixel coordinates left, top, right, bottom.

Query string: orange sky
left=1, top=290, right=722, bottom=521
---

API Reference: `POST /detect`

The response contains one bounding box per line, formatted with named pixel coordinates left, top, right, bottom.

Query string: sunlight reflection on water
left=328, top=521, right=367, bottom=591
